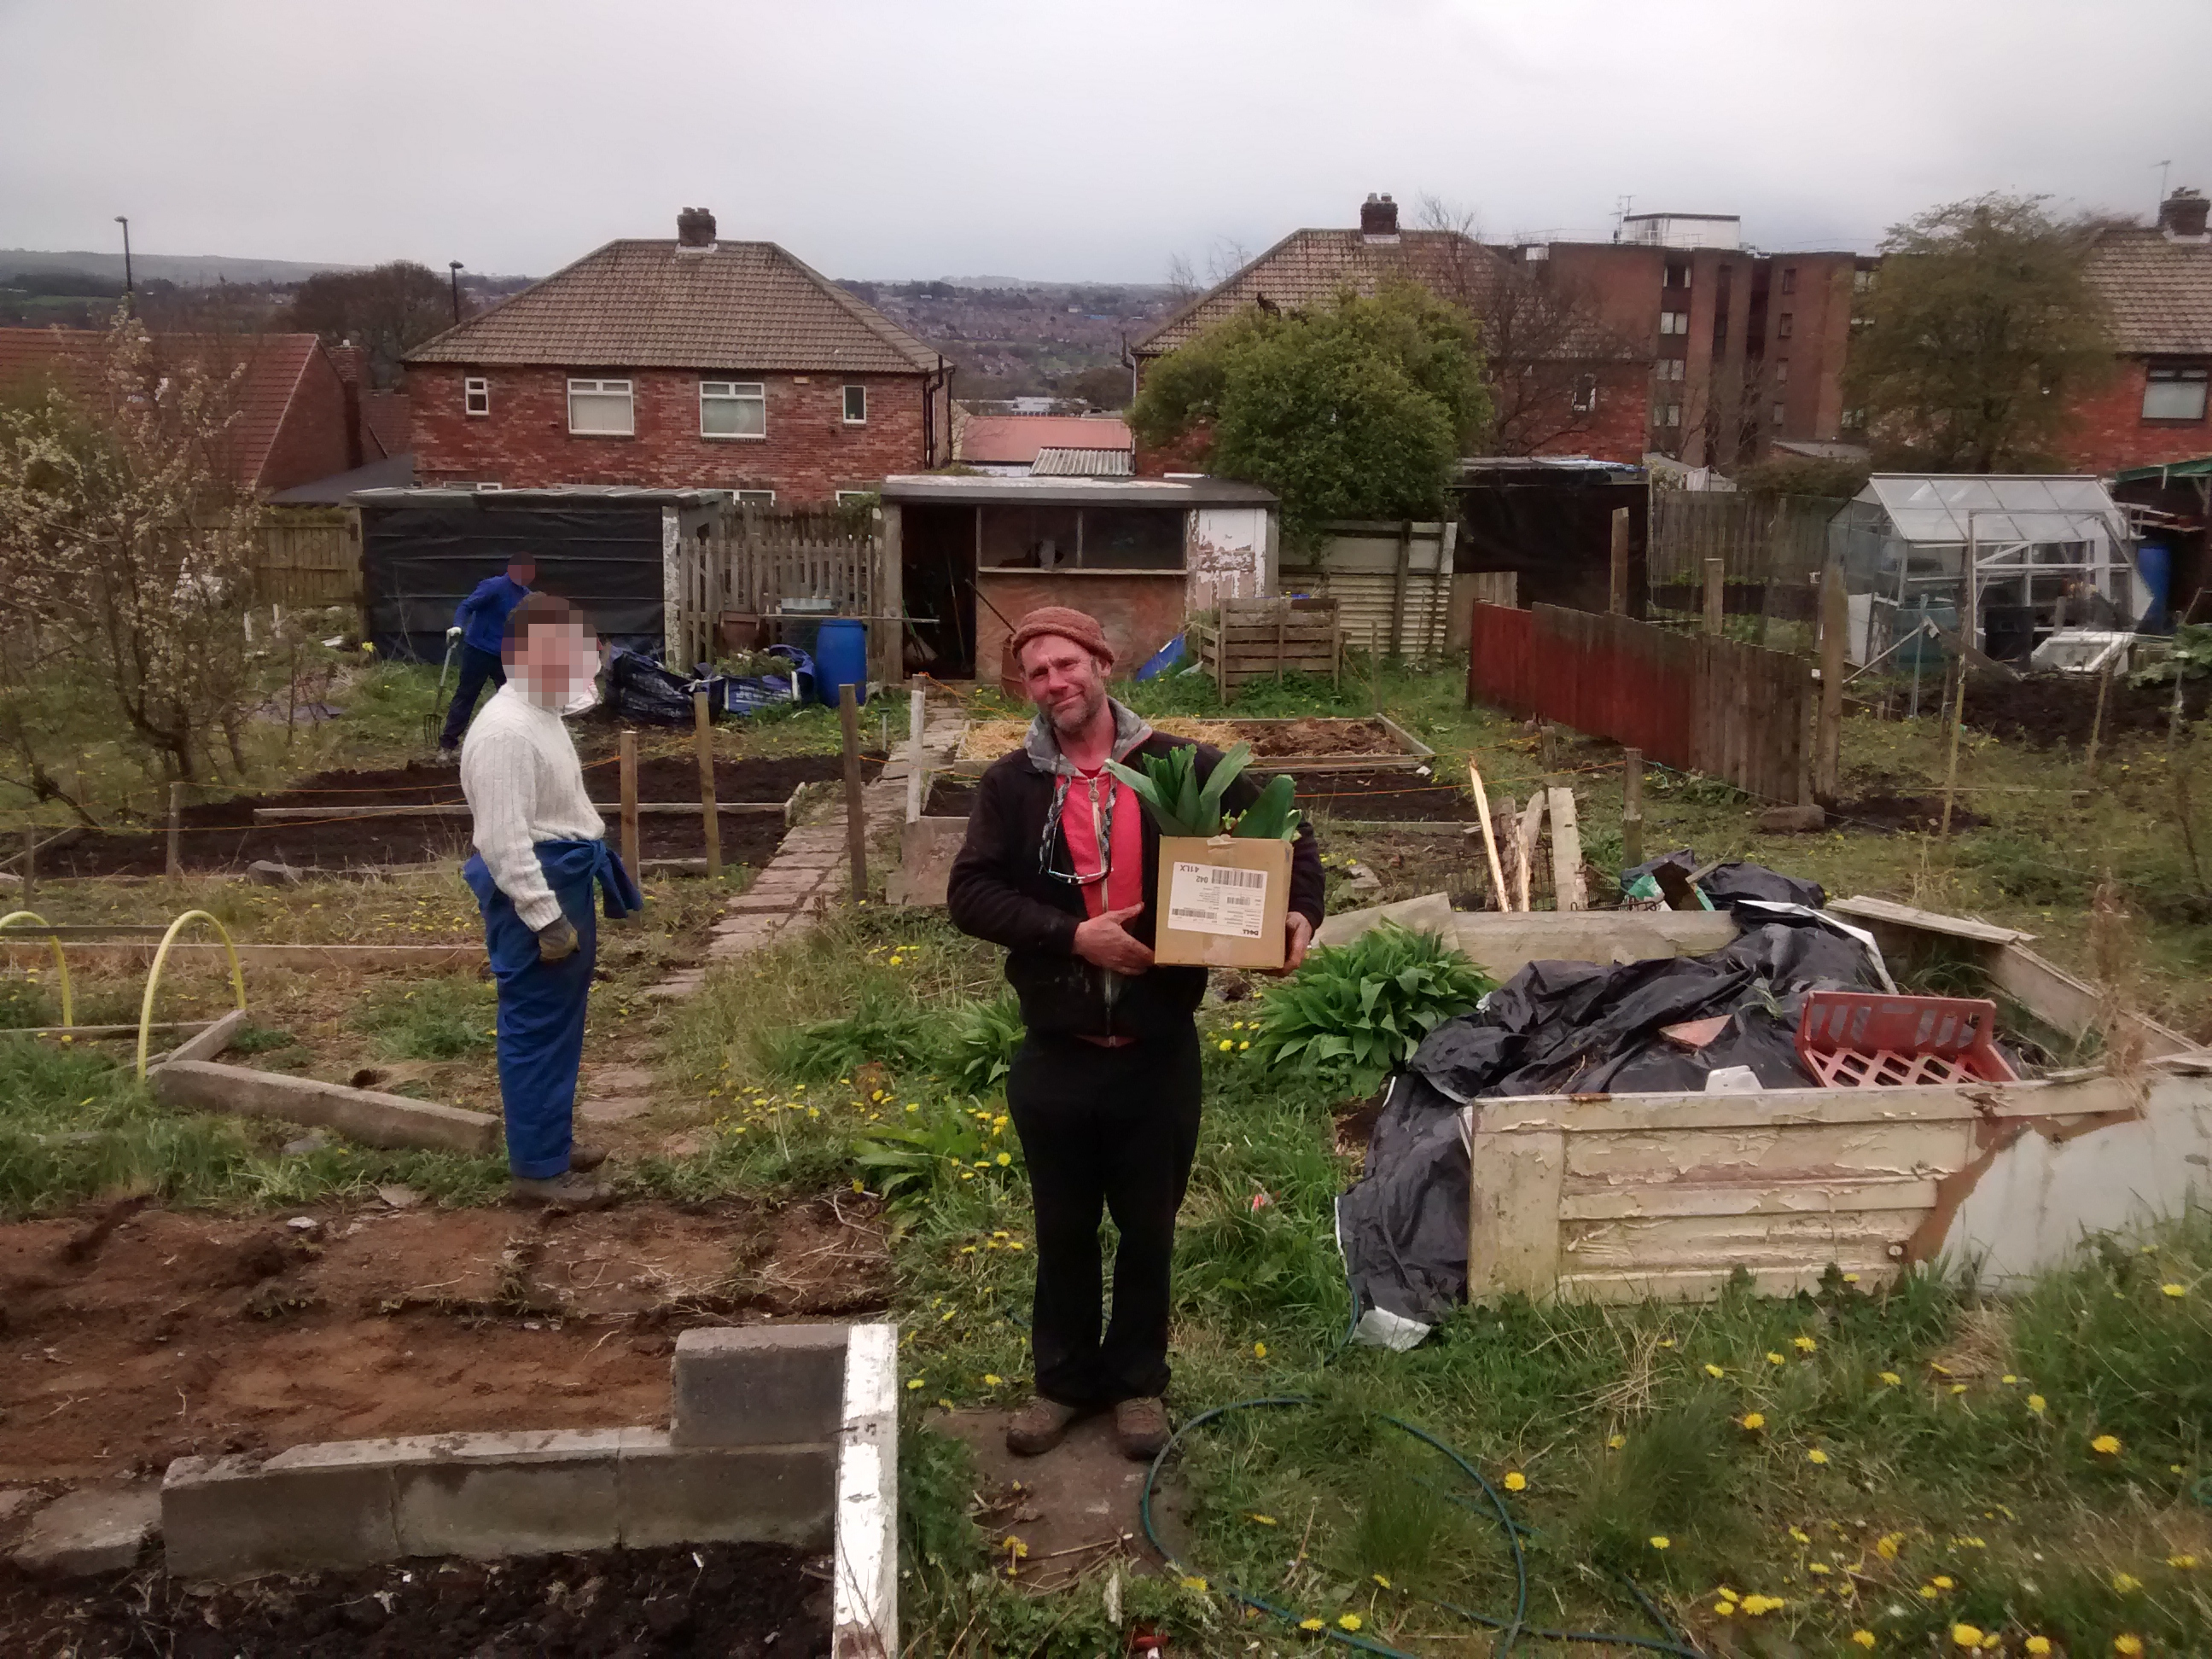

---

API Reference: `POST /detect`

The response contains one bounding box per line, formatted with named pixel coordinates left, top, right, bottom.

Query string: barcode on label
left=1193, top=867, right=1266, bottom=890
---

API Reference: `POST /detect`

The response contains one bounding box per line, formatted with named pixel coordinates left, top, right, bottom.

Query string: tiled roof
left=360, top=389, right=410, bottom=458
left=958, top=413, right=1132, bottom=465
left=0, top=327, right=324, bottom=490
left=1030, top=445, right=1134, bottom=477
left=2084, top=228, right=2212, bottom=355
left=1132, top=229, right=1640, bottom=362
left=406, top=240, right=939, bottom=374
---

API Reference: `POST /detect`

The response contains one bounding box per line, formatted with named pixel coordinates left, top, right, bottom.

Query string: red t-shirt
left=1058, top=769, right=1144, bottom=920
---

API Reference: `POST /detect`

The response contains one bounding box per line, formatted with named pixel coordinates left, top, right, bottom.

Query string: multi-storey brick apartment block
left=1132, top=195, right=1654, bottom=466
left=406, top=208, right=952, bottom=502
left=1513, top=212, right=1876, bottom=470
left=2066, top=188, right=2212, bottom=475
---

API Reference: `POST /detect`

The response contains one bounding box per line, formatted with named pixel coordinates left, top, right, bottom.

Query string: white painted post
left=905, top=686, right=925, bottom=824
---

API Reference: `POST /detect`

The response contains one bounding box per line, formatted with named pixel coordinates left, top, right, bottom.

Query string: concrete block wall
left=160, top=1318, right=899, bottom=1644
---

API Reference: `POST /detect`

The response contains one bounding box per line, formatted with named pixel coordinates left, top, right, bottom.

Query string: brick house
left=0, top=328, right=382, bottom=493
left=1131, top=194, right=1653, bottom=466
left=405, top=209, right=951, bottom=502
left=2064, top=188, right=2212, bottom=475
left=1517, top=214, right=1876, bottom=469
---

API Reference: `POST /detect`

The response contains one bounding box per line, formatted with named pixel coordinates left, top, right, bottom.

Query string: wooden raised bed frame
left=943, top=715, right=1433, bottom=780
left=1450, top=902, right=2212, bottom=1304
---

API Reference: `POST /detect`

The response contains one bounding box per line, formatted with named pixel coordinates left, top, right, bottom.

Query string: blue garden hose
left=1138, top=1396, right=1708, bottom=1659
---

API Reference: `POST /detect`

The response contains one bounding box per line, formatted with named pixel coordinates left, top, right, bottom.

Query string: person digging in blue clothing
left=439, top=555, right=536, bottom=750
left=460, top=591, right=642, bottom=1210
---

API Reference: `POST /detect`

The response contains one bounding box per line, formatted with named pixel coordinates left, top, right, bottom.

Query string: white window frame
left=1776, top=312, right=1795, bottom=341
left=734, top=489, right=776, bottom=507
left=1779, top=267, right=1797, bottom=295
left=1656, top=403, right=1683, bottom=429
left=1660, top=311, right=1689, bottom=336
left=1772, top=402, right=1787, bottom=425
left=835, top=490, right=876, bottom=507
left=463, top=375, right=490, bottom=416
left=1569, top=375, right=1598, bottom=415
left=842, top=384, right=867, bottom=425
left=2143, top=364, right=2209, bottom=422
left=566, top=377, right=634, bottom=437
left=1656, top=358, right=1685, bottom=382
left=701, top=380, right=767, bottom=439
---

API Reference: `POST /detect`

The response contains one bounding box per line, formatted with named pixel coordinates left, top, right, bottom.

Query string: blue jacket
left=454, top=574, right=530, bottom=655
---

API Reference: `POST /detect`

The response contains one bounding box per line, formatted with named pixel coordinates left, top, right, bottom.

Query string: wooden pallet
left=1190, top=597, right=1342, bottom=695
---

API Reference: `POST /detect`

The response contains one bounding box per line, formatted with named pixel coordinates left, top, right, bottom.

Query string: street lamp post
left=114, top=216, right=132, bottom=294
left=448, top=260, right=463, bottom=323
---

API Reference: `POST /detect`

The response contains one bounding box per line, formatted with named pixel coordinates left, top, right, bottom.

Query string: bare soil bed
left=0, top=1538, right=828, bottom=1656
left=0, top=1196, right=888, bottom=1483
left=1826, top=788, right=1990, bottom=834
left=41, top=755, right=849, bottom=879
left=1962, top=670, right=2209, bottom=748
left=927, top=765, right=1472, bottom=824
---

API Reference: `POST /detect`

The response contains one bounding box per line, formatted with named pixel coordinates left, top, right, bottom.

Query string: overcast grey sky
left=3, top=0, right=2207, bottom=282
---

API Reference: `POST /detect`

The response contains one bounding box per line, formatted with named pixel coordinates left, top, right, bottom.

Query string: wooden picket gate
left=667, top=507, right=882, bottom=670
left=1466, top=602, right=1815, bottom=801
left=253, top=517, right=360, bottom=607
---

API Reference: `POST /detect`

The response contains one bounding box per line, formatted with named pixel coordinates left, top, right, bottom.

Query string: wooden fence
left=667, top=507, right=882, bottom=670
left=253, top=517, right=360, bottom=607
left=1277, top=520, right=1454, bottom=661
left=1467, top=602, right=1816, bottom=801
left=1646, top=492, right=1839, bottom=632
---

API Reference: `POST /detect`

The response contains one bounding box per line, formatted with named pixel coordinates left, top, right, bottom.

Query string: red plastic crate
left=1793, top=991, right=2017, bottom=1088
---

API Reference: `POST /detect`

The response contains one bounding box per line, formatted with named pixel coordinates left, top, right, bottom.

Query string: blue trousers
left=440, top=644, right=506, bottom=748
left=463, top=841, right=642, bottom=1179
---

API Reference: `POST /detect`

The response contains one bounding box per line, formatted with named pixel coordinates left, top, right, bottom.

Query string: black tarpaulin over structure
left=1451, top=459, right=1647, bottom=616
left=1335, top=905, right=1893, bottom=1343
left=352, top=487, right=727, bottom=661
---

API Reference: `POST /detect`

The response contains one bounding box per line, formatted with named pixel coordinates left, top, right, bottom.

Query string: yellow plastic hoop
left=137, top=909, right=247, bottom=1079
left=0, top=911, right=73, bottom=1030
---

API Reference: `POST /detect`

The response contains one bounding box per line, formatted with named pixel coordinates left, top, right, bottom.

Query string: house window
left=1772, top=402, right=1787, bottom=425
left=463, top=375, right=490, bottom=416
left=1853, top=268, right=1875, bottom=293
left=1774, top=360, right=1789, bottom=384
left=1663, top=260, right=1691, bottom=289
left=1779, top=267, right=1797, bottom=295
left=1659, top=311, right=1690, bottom=336
left=2143, top=364, right=2209, bottom=422
left=1570, top=375, right=1598, bottom=414
left=735, top=490, right=775, bottom=507
left=1842, top=406, right=1867, bottom=429
left=567, top=378, right=634, bottom=436
left=701, top=381, right=766, bottom=439
left=842, top=385, right=867, bottom=424
left=1655, top=358, right=1685, bottom=381
left=1776, top=312, right=1795, bottom=341
left=835, top=490, right=876, bottom=508
left=1655, top=404, right=1683, bottom=428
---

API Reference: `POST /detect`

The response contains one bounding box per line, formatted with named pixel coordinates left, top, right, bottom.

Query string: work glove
left=535, top=916, right=579, bottom=963
left=446, top=626, right=463, bottom=640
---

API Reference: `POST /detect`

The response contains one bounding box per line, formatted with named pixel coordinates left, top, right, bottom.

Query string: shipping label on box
left=1153, top=835, right=1292, bottom=969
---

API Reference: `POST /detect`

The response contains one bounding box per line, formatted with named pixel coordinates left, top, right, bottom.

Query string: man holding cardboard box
left=947, top=606, right=1324, bottom=1461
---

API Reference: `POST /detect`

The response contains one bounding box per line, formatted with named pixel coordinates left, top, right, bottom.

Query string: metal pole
left=166, top=782, right=182, bottom=878
left=447, top=260, right=463, bottom=323
left=1621, top=748, right=1644, bottom=871
left=839, top=684, right=869, bottom=902
left=114, top=216, right=131, bottom=295
left=693, top=692, right=721, bottom=880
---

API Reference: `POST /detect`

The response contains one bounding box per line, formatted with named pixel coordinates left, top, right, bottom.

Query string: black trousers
left=439, top=644, right=506, bottom=748
left=1006, top=1024, right=1202, bottom=1407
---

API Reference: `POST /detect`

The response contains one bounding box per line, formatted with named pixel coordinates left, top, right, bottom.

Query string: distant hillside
left=0, top=249, right=364, bottom=287
left=836, top=278, right=1179, bottom=405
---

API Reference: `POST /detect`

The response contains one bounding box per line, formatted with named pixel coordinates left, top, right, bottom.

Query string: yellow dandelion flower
left=2024, top=1640, right=2052, bottom=1656
left=1659, top=1338, right=1676, bottom=1348
left=2002, top=1375, right=2018, bottom=1385
left=2112, top=1572, right=2142, bottom=1593
left=1808, top=1563, right=1833, bottom=1576
left=1793, top=1335, right=1818, bottom=1353
left=1607, top=1433, right=1627, bottom=1449
left=905, top=1378, right=924, bottom=1390
left=1767, top=1351, right=1788, bottom=1366
left=1876, top=1533, right=1905, bottom=1560
left=1919, top=1585, right=1941, bottom=1600
left=1649, top=1535, right=1670, bottom=1550
left=1299, top=1618, right=1324, bottom=1632
left=1852, top=1632, right=1877, bottom=1650
left=1254, top=1342, right=1266, bottom=1358
left=1742, top=1412, right=1767, bottom=1431
left=1218, top=1039, right=1232, bottom=1051
left=2163, top=1283, right=2187, bottom=1298
left=1713, top=1600, right=1735, bottom=1616
left=1807, top=1448, right=1830, bottom=1464
left=1337, top=1614, right=1363, bottom=1632
left=983, top=1374, right=1002, bottom=1386
left=2092, top=1433, right=2122, bottom=1455
left=1843, top=1272, right=1862, bottom=1284
left=1703, top=1364, right=1726, bottom=1378
left=1790, top=1528, right=1811, bottom=1544
left=1503, top=1471, right=1528, bottom=1492
left=1930, top=1361, right=1954, bottom=1377
left=1004, top=1536, right=1027, bottom=1558
left=2027, top=1394, right=2047, bottom=1414
left=2169, top=1553, right=2199, bottom=1569
left=1932, top=1575, right=1954, bottom=1590
left=1248, top=1513, right=1278, bottom=1526
left=1950, top=1383, right=1970, bottom=1395
left=1952, top=1626, right=1985, bottom=1649
left=1371, top=1574, right=1391, bottom=1588
left=1179, top=1574, right=1207, bottom=1592
left=995, top=1151, right=1011, bottom=1166
left=1740, top=1594, right=1784, bottom=1615
left=1238, top=1040, right=1250, bottom=1051
left=2114, top=1638, right=2144, bottom=1656
left=1715, top=1587, right=1738, bottom=1602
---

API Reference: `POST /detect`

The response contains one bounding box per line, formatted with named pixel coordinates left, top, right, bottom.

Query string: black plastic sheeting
left=1452, top=476, right=1648, bottom=617
left=363, top=502, right=669, bottom=661
left=1336, top=903, right=1885, bottom=1335
left=1625, top=849, right=1828, bottom=911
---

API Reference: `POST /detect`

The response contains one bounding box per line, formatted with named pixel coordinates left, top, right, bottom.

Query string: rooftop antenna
left=2156, top=159, right=2173, bottom=212
left=1614, top=195, right=1633, bottom=242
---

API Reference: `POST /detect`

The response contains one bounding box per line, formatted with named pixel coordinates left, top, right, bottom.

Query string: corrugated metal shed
left=1279, top=521, right=1456, bottom=660
left=1030, top=445, right=1133, bottom=477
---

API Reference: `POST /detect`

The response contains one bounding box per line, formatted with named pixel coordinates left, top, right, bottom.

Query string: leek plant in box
left=1103, top=741, right=1301, bottom=840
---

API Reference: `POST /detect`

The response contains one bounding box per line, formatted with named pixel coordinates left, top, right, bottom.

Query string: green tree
left=284, top=260, right=455, bottom=387
left=1848, top=195, right=2114, bottom=472
left=1130, top=283, right=1489, bottom=547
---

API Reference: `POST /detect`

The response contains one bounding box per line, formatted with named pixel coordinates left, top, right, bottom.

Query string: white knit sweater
left=459, top=683, right=605, bottom=930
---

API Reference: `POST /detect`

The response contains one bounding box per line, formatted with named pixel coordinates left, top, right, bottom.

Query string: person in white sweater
left=459, top=592, right=642, bottom=1209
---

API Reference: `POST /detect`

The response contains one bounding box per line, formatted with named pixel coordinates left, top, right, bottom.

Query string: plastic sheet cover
left=1335, top=899, right=1884, bottom=1342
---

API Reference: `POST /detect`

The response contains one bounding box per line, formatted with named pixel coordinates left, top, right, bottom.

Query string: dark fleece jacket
left=946, top=703, right=1325, bottom=1043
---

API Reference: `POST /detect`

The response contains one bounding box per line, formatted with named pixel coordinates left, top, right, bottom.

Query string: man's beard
left=1045, top=682, right=1106, bottom=736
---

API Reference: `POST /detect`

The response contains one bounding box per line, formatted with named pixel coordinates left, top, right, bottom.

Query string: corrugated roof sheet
left=2083, top=228, right=2212, bottom=355
left=406, top=240, right=940, bottom=374
left=1030, top=445, right=1133, bottom=476
left=958, top=413, right=1132, bottom=465
left=0, top=327, right=324, bottom=491
left=1132, top=228, right=1639, bottom=362
left=1855, top=474, right=2122, bottom=545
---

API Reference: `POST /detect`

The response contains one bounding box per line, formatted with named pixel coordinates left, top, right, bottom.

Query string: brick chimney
left=1360, top=192, right=1400, bottom=244
left=2158, top=188, right=2209, bottom=242
left=676, top=207, right=718, bottom=248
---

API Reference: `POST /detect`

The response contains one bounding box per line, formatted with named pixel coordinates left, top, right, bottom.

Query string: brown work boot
left=509, top=1171, right=614, bottom=1212
left=1114, top=1396, right=1171, bottom=1462
left=1004, top=1396, right=1082, bottom=1457
left=568, top=1144, right=609, bottom=1173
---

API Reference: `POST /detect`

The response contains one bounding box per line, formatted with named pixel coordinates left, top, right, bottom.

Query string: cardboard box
left=1153, top=835, right=1292, bottom=969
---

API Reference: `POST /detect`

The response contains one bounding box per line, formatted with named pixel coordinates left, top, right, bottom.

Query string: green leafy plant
left=943, top=994, right=1024, bottom=1097
left=760, top=991, right=942, bottom=1083
left=2132, top=622, right=2212, bottom=688
left=850, top=1097, right=1017, bottom=1214
left=1247, top=921, right=1494, bottom=1096
left=1104, top=741, right=1301, bottom=840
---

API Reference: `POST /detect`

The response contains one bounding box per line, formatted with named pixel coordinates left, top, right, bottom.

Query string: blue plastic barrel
left=813, top=618, right=868, bottom=707
left=2139, top=542, right=2172, bottom=632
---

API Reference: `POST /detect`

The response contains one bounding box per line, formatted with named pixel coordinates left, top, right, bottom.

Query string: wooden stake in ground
left=1703, top=557, right=1725, bottom=637
left=20, top=824, right=35, bottom=907
left=840, top=682, right=868, bottom=902
left=1512, top=793, right=1545, bottom=912
left=166, top=782, right=183, bottom=880
left=618, top=730, right=641, bottom=879
left=1609, top=507, right=1630, bottom=615
left=1816, top=562, right=1848, bottom=798
left=2085, top=658, right=2113, bottom=781
left=1547, top=785, right=1587, bottom=911
left=693, top=692, right=721, bottom=881
left=1621, top=748, right=1644, bottom=871
left=905, top=685, right=926, bottom=824
left=1466, top=760, right=1508, bottom=910
left=1938, top=661, right=1969, bottom=840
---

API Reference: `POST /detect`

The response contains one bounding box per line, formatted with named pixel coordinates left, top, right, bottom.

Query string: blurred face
left=508, top=558, right=537, bottom=586
left=1019, top=633, right=1108, bottom=736
left=514, top=618, right=598, bottom=706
